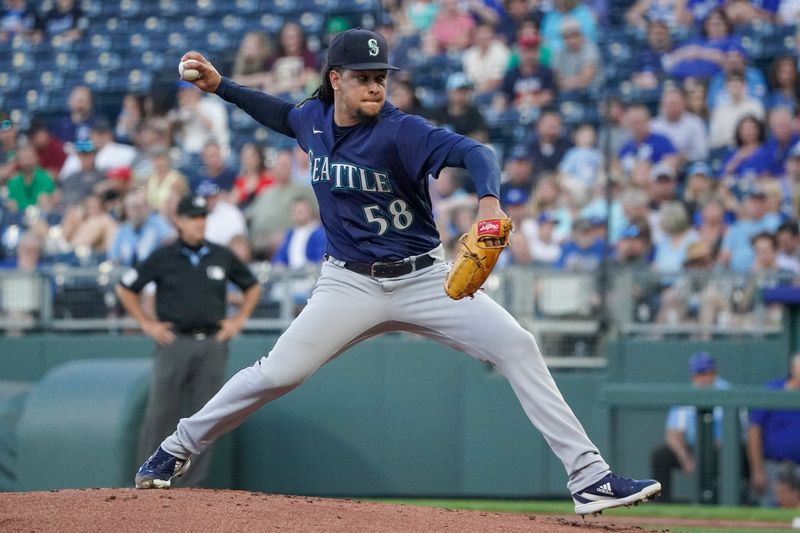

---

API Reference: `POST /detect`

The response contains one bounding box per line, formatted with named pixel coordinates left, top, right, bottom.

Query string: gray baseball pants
left=161, top=250, right=610, bottom=492
left=140, top=335, right=228, bottom=487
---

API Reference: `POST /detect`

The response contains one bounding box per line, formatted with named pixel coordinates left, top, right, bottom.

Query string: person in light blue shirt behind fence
left=109, top=188, right=175, bottom=267
left=650, top=351, right=730, bottom=503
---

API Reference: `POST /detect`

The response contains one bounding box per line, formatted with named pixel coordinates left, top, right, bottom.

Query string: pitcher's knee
left=255, top=355, right=315, bottom=391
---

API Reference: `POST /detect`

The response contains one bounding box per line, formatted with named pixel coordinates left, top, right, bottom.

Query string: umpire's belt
left=342, top=253, right=435, bottom=278
left=177, top=326, right=219, bottom=339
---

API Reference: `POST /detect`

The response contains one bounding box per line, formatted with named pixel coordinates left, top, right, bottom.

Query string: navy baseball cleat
left=134, top=447, right=191, bottom=489
left=572, top=473, right=661, bottom=516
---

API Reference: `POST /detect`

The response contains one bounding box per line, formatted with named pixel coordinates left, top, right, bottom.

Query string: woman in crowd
left=231, top=143, right=273, bottom=209
left=231, top=31, right=273, bottom=92
left=263, top=22, right=318, bottom=97
left=664, top=8, right=738, bottom=81
left=720, top=115, right=772, bottom=181
left=767, top=55, right=800, bottom=113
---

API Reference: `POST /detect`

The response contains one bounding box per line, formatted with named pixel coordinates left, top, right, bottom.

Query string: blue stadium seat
left=333, top=0, right=379, bottom=13
left=297, top=11, right=326, bottom=35
left=256, top=14, right=286, bottom=34
left=182, top=15, right=207, bottom=33
left=154, top=0, right=182, bottom=15
left=127, top=33, right=152, bottom=51
left=53, top=51, right=80, bottom=71
left=221, top=14, right=247, bottom=34
left=203, top=31, right=230, bottom=52
left=10, top=51, right=36, bottom=73
left=233, top=0, right=260, bottom=14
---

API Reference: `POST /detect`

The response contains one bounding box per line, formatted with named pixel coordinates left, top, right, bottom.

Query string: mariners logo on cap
left=368, top=38, right=379, bottom=57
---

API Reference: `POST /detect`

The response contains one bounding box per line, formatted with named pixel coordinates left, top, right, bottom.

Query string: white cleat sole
left=134, top=458, right=191, bottom=489
left=575, top=481, right=661, bottom=517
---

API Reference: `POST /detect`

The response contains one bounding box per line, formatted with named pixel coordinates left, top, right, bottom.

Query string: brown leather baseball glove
left=444, top=218, right=513, bottom=300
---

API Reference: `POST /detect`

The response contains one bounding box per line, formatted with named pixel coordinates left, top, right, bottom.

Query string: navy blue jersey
left=216, top=78, right=499, bottom=263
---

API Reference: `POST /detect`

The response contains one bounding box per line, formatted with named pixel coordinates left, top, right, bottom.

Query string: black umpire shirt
left=119, top=239, right=258, bottom=333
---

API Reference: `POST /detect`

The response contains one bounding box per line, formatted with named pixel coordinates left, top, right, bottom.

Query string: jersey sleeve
left=118, top=250, right=161, bottom=293
left=214, top=77, right=296, bottom=138
left=394, top=115, right=499, bottom=197
left=225, top=249, right=258, bottom=291
left=395, top=115, right=465, bottom=181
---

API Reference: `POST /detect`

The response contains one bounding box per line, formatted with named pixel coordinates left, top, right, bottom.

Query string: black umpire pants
left=138, top=334, right=228, bottom=487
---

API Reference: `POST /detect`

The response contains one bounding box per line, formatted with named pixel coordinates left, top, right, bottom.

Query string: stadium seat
left=256, top=14, right=286, bottom=34
left=297, top=11, right=326, bottom=35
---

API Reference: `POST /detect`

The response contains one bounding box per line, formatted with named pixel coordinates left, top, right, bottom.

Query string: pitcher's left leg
left=391, top=264, right=661, bottom=512
left=390, top=264, right=609, bottom=493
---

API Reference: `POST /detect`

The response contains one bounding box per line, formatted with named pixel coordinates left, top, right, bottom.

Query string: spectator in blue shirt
left=109, top=189, right=174, bottom=267
left=748, top=353, right=800, bottom=507
left=0, top=0, right=37, bottom=42
left=719, top=185, right=782, bottom=272
left=272, top=197, right=327, bottom=269
left=540, top=0, right=597, bottom=55
left=51, top=85, right=95, bottom=143
left=725, top=0, right=780, bottom=25
left=189, top=142, right=237, bottom=194
left=681, top=0, right=724, bottom=26
left=33, top=0, right=88, bottom=43
left=720, top=115, right=773, bottom=180
left=555, top=217, right=606, bottom=271
left=651, top=351, right=730, bottom=503
left=617, top=104, right=680, bottom=177
left=664, top=8, right=739, bottom=81
left=500, top=35, right=556, bottom=114
left=765, top=107, right=800, bottom=176
left=706, top=45, right=768, bottom=109
left=631, top=20, right=674, bottom=91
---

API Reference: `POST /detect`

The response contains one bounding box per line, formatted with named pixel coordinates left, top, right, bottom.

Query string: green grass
left=370, top=498, right=799, bottom=531
left=669, top=530, right=789, bottom=533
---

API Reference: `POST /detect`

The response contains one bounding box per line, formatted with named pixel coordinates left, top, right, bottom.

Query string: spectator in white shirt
left=59, top=118, right=137, bottom=179
left=167, top=81, right=230, bottom=156
left=462, top=21, right=511, bottom=97
left=709, top=71, right=765, bottom=148
left=651, top=85, right=709, bottom=164
left=196, top=179, right=247, bottom=246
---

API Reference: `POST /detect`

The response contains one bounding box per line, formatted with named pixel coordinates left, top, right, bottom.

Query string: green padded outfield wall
left=2, top=334, right=605, bottom=497
left=1, top=334, right=792, bottom=497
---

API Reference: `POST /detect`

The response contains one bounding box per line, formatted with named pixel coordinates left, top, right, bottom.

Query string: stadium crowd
left=2, top=0, right=800, bottom=331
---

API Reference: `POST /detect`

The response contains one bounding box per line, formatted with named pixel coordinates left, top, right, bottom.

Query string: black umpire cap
left=176, top=195, right=209, bottom=217
left=326, top=28, right=400, bottom=71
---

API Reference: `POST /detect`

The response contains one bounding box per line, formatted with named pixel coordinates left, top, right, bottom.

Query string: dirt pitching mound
left=0, top=488, right=661, bottom=533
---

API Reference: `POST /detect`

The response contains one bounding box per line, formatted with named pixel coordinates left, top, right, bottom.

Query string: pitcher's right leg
left=135, top=262, right=389, bottom=488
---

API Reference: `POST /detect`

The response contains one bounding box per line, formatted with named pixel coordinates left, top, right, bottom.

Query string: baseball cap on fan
left=326, top=28, right=401, bottom=71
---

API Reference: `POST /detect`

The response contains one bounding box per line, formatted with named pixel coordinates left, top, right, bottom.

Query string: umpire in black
left=116, top=193, right=261, bottom=486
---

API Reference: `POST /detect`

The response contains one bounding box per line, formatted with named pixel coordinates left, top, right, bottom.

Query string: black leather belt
left=177, top=326, right=219, bottom=338
left=342, top=254, right=436, bottom=278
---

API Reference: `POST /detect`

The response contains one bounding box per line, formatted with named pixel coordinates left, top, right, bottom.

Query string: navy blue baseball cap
left=689, top=351, right=716, bottom=375
left=326, top=28, right=400, bottom=71
left=508, top=144, right=532, bottom=161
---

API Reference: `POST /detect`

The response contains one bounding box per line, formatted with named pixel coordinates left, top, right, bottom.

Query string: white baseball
left=178, top=61, right=201, bottom=81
